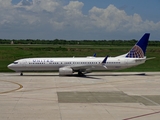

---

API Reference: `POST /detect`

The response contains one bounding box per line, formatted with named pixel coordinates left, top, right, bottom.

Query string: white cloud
left=63, top=1, right=84, bottom=20
left=16, top=0, right=32, bottom=6
left=0, top=0, right=12, bottom=8
left=0, top=0, right=160, bottom=39
left=62, top=1, right=89, bottom=29
left=16, top=0, right=60, bottom=12
left=88, top=4, right=160, bottom=34
left=31, top=0, right=60, bottom=12
left=64, top=1, right=84, bottom=11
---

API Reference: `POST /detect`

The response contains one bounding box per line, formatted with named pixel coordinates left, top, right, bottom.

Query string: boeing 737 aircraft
left=8, top=33, right=151, bottom=76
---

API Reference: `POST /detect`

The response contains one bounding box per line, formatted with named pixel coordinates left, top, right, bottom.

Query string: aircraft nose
left=7, top=64, right=13, bottom=69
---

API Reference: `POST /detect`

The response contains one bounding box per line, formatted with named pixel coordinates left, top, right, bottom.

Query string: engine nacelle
left=59, top=67, right=73, bottom=76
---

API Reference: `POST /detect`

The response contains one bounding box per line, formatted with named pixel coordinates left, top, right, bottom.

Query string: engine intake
left=59, top=67, right=73, bottom=76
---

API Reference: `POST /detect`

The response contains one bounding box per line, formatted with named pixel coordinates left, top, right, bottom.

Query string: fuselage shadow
left=7, top=72, right=152, bottom=80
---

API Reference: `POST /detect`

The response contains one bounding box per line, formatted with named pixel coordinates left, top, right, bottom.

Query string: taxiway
left=0, top=72, right=160, bottom=120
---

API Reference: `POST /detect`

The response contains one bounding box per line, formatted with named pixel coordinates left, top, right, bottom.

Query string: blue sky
left=1, top=0, right=160, bottom=40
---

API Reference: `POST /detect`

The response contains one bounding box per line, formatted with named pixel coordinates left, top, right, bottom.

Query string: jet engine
left=59, top=67, right=73, bottom=76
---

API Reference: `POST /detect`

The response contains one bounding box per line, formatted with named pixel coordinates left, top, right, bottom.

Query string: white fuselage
left=8, top=56, right=146, bottom=72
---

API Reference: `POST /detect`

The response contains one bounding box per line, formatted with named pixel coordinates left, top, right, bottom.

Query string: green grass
left=0, top=45, right=159, bottom=72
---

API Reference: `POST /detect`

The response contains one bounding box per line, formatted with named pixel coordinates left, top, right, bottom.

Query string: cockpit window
left=14, top=62, right=18, bottom=64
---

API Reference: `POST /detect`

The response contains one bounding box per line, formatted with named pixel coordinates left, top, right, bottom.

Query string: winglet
left=101, top=56, right=109, bottom=69
left=93, top=53, right=96, bottom=57
left=126, top=33, right=150, bottom=58
left=102, top=56, right=108, bottom=64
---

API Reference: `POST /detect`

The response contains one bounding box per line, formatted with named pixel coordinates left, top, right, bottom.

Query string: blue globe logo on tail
left=126, top=33, right=150, bottom=58
left=126, top=45, right=144, bottom=58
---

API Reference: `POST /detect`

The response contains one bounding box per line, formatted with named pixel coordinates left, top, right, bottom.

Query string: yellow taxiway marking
left=0, top=80, right=23, bottom=94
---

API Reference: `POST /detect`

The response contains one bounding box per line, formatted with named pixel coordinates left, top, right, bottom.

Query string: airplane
left=8, top=33, right=151, bottom=76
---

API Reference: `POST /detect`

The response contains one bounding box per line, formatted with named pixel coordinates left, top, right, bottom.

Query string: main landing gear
left=78, top=71, right=85, bottom=77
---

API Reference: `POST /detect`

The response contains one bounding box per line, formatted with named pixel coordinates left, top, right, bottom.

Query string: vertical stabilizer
left=126, top=33, right=150, bottom=58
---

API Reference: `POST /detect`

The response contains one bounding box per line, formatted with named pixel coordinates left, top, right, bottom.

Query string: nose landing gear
left=20, top=72, right=23, bottom=76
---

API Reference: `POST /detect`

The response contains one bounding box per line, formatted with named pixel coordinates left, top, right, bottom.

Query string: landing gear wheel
left=78, top=71, right=85, bottom=76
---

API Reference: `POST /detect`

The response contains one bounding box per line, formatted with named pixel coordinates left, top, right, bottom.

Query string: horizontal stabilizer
left=146, top=57, right=155, bottom=60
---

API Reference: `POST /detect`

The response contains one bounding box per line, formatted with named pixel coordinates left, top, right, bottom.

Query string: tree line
left=0, top=39, right=160, bottom=46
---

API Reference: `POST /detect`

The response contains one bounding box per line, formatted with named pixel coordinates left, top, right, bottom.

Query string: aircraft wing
left=69, top=56, right=109, bottom=72
left=70, top=64, right=96, bottom=72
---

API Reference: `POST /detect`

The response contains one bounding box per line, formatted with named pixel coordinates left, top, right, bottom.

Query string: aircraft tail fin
left=125, top=33, right=150, bottom=58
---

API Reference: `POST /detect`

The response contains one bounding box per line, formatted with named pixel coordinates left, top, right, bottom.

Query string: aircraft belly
left=20, top=65, right=60, bottom=72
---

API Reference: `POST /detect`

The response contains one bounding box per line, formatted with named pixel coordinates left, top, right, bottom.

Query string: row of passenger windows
left=29, top=62, right=120, bottom=64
